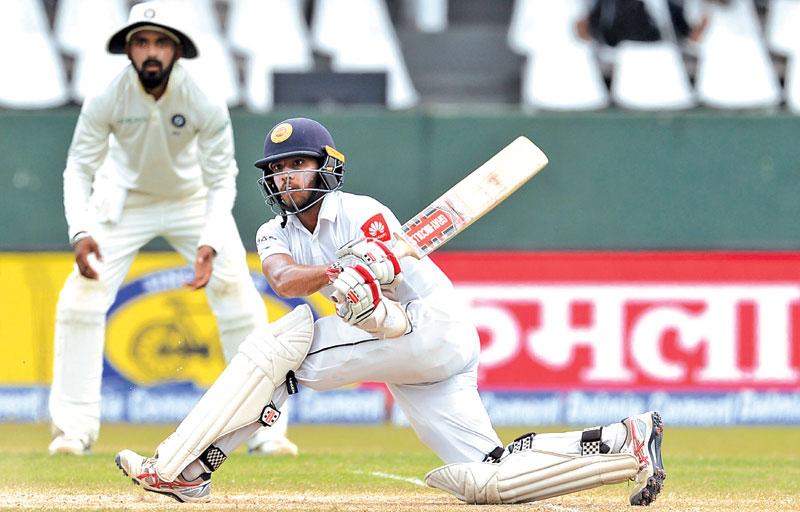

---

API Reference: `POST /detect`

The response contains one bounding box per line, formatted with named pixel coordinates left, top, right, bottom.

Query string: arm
left=64, top=97, right=111, bottom=243
left=196, top=102, right=238, bottom=253
left=262, top=253, right=332, bottom=298
left=64, top=96, right=112, bottom=278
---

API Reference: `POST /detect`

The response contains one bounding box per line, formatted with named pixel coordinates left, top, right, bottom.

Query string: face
left=127, top=30, right=179, bottom=90
left=267, top=156, right=321, bottom=211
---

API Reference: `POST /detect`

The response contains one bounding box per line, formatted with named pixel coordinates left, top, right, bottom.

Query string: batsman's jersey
left=255, top=191, right=462, bottom=309
left=255, top=192, right=500, bottom=462
left=63, top=64, right=237, bottom=250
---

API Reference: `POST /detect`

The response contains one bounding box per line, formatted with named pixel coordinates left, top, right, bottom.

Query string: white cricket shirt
left=256, top=191, right=458, bottom=305
left=63, top=63, right=238, bottom=250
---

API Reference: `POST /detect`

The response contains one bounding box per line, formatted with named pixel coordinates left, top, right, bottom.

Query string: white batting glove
left=336, top=238, right=403, bottom=290
left=329, top=264, right=383, bottom=326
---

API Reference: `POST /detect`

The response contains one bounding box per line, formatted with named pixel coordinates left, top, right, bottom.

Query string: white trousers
left=49, top=191, right=268, bottom=446
left=201, top=299, right=503, bottom=468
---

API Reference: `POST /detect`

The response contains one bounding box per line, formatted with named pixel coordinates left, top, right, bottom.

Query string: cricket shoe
left=48, top=434, right=89, bottom=456
left=115, top=449, right=211, bottom=503
left=621, top=411, right=665, bottom=506
left=248, top=436, right=299, bottom=456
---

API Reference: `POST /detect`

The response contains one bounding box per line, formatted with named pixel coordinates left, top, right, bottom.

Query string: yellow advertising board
left=0, top=253, right=334, bottom=387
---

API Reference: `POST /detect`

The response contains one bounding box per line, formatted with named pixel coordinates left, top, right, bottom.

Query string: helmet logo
left=360, top=214, right=391, bottom=242
left=144, top=8, right=156, bottom=18
left=270, top=123, right=293, bottom=143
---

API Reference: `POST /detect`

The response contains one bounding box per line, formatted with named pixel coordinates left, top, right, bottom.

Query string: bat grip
left=391, top=233, right=419, bottom=260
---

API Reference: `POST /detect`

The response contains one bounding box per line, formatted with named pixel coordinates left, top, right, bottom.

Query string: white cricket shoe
left=621, top=411, right=665, bottom=506
left=48, top=435, right=89, bottom=456
left=248, top=436, right=299, bottom=456
left=115, top=449, right=211, bottom=503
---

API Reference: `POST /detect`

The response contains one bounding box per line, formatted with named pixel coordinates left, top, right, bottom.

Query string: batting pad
left=426, top=449, right=638, bottom=504
left=155, top=305, right=314, bottom=481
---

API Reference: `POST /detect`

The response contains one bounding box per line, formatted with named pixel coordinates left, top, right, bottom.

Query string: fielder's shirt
left=63, top=63, right=237, bottom=250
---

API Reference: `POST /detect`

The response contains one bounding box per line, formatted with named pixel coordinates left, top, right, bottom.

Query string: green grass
left=1, top=423, right=799, bottom=511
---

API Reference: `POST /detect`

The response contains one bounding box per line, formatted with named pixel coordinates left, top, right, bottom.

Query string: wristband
left=70, top=231, right=91, bottom=247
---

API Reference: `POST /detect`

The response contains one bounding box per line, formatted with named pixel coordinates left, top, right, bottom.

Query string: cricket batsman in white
left=49, top=1, right=295, bottom=458
left=116, top=118, right=666, bottom=506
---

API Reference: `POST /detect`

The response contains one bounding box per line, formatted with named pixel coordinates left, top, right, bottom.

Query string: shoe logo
left=630, top=419, right=650, bottom=468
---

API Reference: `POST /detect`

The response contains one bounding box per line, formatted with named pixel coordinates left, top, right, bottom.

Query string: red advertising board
left=432, top=252, right=800, bottom=392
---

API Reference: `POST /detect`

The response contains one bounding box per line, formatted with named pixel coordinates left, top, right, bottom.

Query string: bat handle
left=391, top=233, right=419, bottom=260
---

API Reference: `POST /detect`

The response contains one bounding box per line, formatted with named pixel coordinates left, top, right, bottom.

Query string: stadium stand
left=509, top=0, right=610, bottom=111
left=694, top=0, right=782, bottom=109
left=0, top=0, right=68, bottom=109
left=312, top=0, right=418, bottom=109
left=54, top=0, right=128, bottom=101
left=226, top=0, right=314, bottom=112
left=160, top=0, right=241, bottom=105
left=4, top=0, right=798, bottom=112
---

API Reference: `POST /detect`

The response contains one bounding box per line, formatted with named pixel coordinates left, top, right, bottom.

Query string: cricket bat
left=392, top=136, right=548, bottom=259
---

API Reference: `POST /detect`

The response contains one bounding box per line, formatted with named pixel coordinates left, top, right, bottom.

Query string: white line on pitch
left=355, top=470, right=426, bottom=487
left=541, top=504, right=581, bottom=512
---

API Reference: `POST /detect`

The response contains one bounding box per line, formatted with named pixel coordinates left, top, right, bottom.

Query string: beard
left=136, top=59, right=174, bottom=90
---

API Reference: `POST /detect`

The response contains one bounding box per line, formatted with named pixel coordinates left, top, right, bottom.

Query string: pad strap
left=581, top=427, right=610, bottom=455
left=482, top=446, right=505, bottom=463
left=506, top=431, right=536, bottom=454
left=199, top=444, right=227, bottom=472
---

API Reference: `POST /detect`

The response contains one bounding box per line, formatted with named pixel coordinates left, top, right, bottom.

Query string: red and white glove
left=336, top=238, right=402, bottom=290
left=329, top=264, right=382, bottom=326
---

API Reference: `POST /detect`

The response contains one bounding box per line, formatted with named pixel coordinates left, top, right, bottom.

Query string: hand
left=73, top=237, right=102, bottom=280
left=336, top=238, right=402, bottom=289
left=329, top=264, right=382, bottom=326
left=187, top=245, right=216, bottom=290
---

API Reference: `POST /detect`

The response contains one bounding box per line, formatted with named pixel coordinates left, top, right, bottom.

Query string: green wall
left=2, top=108, right=798, bottom=250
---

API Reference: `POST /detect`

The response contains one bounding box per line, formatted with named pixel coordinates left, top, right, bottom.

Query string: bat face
left=394, top=136, right=548, bottom=259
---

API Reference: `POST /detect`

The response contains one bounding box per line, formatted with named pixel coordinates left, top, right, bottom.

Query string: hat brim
left=107, top=22, right=198, bottom=58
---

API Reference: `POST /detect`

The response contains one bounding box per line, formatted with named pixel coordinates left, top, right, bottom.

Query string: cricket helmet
left=254, top=118, right=346, bottom=217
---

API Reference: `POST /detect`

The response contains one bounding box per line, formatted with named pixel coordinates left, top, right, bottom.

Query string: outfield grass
left=1, top=422, right=798, bottom=511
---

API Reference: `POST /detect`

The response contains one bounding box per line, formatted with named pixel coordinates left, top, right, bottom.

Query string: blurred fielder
left=49, top=1, right=295, bottom=457
left=116, top=118, right=666, bottom=506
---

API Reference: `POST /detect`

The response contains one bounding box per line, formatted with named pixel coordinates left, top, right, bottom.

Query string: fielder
left=49, top=1, right=295, bottom=457
left=116, top=118, right=666, bottom=506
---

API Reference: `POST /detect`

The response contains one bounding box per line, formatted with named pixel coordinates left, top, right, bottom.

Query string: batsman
left=116, top=118, right=666, bottom=506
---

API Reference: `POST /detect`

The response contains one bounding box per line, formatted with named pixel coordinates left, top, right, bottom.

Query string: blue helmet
left=254, top=118, right=346, bottom=217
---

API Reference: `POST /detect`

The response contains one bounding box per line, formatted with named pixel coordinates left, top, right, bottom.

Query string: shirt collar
left=285, top=191, right=339, bottom=233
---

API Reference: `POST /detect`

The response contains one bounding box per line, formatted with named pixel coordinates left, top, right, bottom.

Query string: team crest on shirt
left=360, top=213, right=391, bottom=242
left=171, top=114, right=186, bottom=128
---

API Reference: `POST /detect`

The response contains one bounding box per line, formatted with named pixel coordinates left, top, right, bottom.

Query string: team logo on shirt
left=360, top=213, right=391, bottom=242
left=270, top=123, right=293, bottom=143
left=171, top=114, right=186, bottom=128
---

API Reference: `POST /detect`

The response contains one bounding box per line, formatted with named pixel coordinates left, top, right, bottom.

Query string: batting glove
left=329, top=264, right=383, bottom=326
left=336, top=238, right=403, bottom=290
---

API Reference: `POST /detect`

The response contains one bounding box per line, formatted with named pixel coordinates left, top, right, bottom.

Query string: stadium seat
left=610, top=41, right=696, bottom=110
left=406, top=0, right=448, bottom=33
left=159, top=0, right=241, bottom=106
left=71, top=51, right=129, bottom=102
left=227, top=0, right=314, bottom=112
left=694, top=0, right=781, bottom=109
left=786, top=54, right=800, bottom=113
left=0, top=0, right=68, bottom=109
left=510, top=0, right=609, bottom=111
left=765, top=0, right=800, bottom=57
left=54, top=0, right=127, bottom=57
left=311, top=0, right=419, bottom=109
left=180, top=34, right=241, bottom=106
